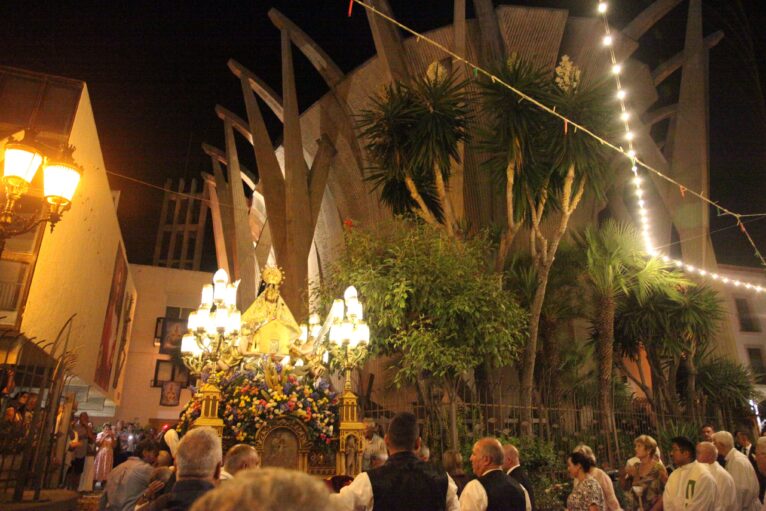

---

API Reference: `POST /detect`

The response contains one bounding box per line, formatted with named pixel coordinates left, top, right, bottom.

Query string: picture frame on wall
left=172, top=362, right=190, bottom=387
left=153, top=360, right=174, bottom=387
left=159, top=318, right=186, bottom=355
left=160, top=381, right=181, bottom=406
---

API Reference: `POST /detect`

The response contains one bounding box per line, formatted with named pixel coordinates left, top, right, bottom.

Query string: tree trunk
left=433, top=167, right=456, bottom=238
left=518, top=262, right=552, bottom=436
left=685, top=353, right=699, bottom=422
left=446, top=384, right=460, bottom=450
left=495, top=157, right=518, bottom=272
left=404, top=175, right=439, bottom=226
left=519, top=166, right=584, bottom=437
left=666, top=358, right=682, bottom=417
left=596, top=295, right=617, bottom=467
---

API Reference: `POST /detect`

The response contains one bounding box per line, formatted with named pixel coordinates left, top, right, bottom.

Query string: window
left=735, top=298, right=761, bottom=333
left=747, top=347, right=766, bottom=384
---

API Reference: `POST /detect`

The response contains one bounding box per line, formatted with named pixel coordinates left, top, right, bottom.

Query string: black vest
left=368, top=451, right=449, bottom=511
left=477, top=470, right=527, bottom=511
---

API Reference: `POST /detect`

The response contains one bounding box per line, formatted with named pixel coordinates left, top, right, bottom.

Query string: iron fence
left=0, top=316, right=75, bottom=503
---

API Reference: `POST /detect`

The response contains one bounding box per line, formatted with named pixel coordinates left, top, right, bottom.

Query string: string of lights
left=595, top=0, right=765, bottom=292
left=350, top=0, right=766, bottom=292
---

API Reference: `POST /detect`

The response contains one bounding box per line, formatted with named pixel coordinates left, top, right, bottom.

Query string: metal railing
left=0, top=316, right=76, bottom=503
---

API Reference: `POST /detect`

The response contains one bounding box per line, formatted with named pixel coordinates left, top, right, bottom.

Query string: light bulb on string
left=597, top=2, right=608, bottom=13
left=603, top=35, right=613, bottom=46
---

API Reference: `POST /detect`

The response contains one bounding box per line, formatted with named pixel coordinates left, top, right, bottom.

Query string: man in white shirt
left=331, top=412, right=459, bottom=511
left=696, top=441, right=737, bottom=511
left=713, top=430, right=761, bottom=511
left=460, top=438, right=529, bottom=511
left=362, top=422, right=386, bottom=472
left=662, top=436, right=717, bottom=511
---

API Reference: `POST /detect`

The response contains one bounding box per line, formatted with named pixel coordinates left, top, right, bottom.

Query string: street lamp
left=1, top=135, right=82, bottom=255
left=180, top=268, right=244, bottom=375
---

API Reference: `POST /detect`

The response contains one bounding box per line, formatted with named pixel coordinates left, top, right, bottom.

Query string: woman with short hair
left=622, top=435, right=667, bottom=510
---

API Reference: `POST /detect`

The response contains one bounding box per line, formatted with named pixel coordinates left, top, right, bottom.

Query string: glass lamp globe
left=3, top=143, right=43, bottom=186
left=43, top=162, right=81, bottom=205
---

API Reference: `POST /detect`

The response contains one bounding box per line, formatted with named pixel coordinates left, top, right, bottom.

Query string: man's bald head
left=502, top=444, right=520, bottom=471
left=696, top=441, right=718, bottom=464
left=470, top=438, right=504, bottom=477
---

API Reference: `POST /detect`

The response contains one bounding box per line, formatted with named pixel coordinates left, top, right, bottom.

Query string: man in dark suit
left=502, top=444, right=535, bottom=510
left=331, top=412, right=459, bottom=511
left=737, top=430, right=757, bottom=465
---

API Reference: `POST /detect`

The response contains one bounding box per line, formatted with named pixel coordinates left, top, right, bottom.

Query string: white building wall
left=20, top=85, right=136, bottom=405
left=717, top=265, right=766, bottom=401
left=114, top=264, right=212, bottom=425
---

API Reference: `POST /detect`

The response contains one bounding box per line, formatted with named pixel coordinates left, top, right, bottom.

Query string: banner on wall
left=94, top=245, right=128, bottom=390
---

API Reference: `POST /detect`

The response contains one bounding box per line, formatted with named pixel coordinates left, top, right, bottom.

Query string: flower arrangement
left=176, top=365, right=339, bottom=445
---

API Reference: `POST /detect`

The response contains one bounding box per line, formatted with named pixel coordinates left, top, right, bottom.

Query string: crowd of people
left=88, top=412, right=766, bottom=511
left=64, top=413, right=178, bottom=492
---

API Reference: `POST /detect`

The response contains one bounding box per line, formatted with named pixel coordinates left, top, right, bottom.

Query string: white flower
left=555, top=55, right=581, bottom=93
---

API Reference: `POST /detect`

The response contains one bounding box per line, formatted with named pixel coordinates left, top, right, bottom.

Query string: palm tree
left=358, top=65, right=470, bottom=237
left=582, top=220, right=689, bottom=463
left=479, top=54, right=551, bottom=270
left=615, top=283, right=724, bottom=423
left=517, top=56, right=618, bottom=436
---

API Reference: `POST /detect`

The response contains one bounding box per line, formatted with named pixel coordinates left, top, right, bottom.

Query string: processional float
left=178, top=266, right=369, bottom=476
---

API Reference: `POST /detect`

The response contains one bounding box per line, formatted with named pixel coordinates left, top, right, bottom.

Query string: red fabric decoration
left=348, top=0, right=354, bottom=16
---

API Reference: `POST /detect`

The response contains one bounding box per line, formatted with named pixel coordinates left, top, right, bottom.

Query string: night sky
left=1, top=0, right=763, bottom=269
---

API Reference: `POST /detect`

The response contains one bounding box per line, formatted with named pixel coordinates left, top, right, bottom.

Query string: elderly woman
left=622, top=435, right=667, bottom=511
left=573, top=445, right=621, bottom=511
left=442, top=449, right=470, bottom=496
left=567, top=451, right=606, bottom=511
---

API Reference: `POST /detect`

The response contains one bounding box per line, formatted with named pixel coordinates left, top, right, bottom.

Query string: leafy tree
left=518, top=56, right=618, bottom=436
left=313, top=218, right=527, bottom=448
left=358, top=65, right=469, bottom=237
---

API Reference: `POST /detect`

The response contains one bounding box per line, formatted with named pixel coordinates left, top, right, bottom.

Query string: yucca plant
left=479, top=54, right=552, bottom=270
left=697, top=353, right=759, bottom=422
left=517, top=56, right=619, bottom=438
left=358, top=66, right=470, bottom=237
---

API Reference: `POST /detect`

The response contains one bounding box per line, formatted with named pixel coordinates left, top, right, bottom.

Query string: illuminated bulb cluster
left=328, top=286, right=370, bottom=349
left=182, top=268, right=243, bottom=355
left=595, top=2, right=764, bottom=294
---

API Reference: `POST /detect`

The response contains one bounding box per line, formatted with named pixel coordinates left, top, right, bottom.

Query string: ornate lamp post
left=180, top=268, right=244, bottom=434
left=318, top=285, right=370, bottom=476
left=1, top=135, right=82, bottom=256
